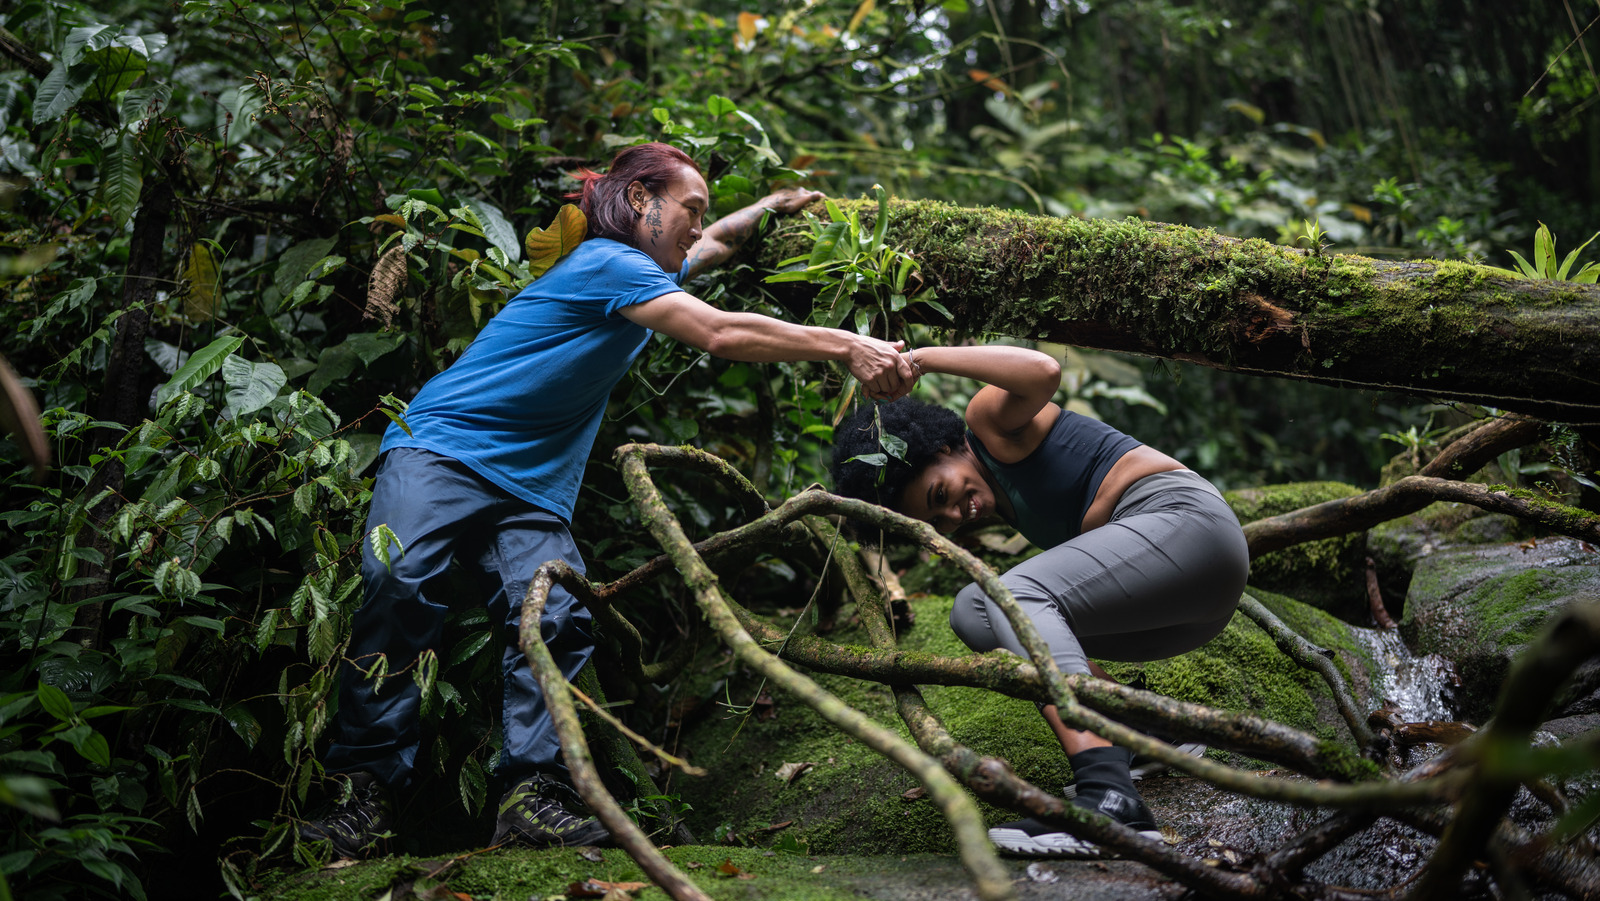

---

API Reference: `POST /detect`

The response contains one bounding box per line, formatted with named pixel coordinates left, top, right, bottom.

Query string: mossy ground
left=670, top=589, right=1376, bottom=857
left=255, top=845, right=1009, bottom=901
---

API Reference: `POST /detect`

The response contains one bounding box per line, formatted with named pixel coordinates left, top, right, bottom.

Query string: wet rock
left=1402, top=537, right=1600, bottom=724
left=1226, top=482, right=1369, bottom=621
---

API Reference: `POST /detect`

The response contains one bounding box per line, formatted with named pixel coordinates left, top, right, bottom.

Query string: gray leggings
left=949, top=469, right=1249, bottom=676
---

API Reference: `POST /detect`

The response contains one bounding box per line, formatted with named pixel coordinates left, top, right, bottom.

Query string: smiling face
left=629, top=165, right=708, bottom=272
left=897, top=445, right=1000, bottom=534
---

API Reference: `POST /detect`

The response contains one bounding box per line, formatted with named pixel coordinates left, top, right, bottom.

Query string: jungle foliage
left=0, top=0, right=1596, bottom=898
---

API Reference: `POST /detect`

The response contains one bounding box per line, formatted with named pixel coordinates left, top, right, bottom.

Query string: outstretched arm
left=682, top=187, right=823, bottom=280
left=620, top=291, right=915, bottom=400
left=901, top=345, right=1062, bottom=449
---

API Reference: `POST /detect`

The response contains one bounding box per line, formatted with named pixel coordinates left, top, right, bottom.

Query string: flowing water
left=1348, top=625, right=1457, bottom=722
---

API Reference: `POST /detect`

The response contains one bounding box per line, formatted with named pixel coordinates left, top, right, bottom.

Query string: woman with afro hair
left=831, top=343, right=1248, bottom=858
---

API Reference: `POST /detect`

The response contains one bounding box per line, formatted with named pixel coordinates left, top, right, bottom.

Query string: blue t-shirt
left=381, top=239, right=687, bottom=521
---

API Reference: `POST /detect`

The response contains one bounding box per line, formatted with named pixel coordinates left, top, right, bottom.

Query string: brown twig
left=1366, top=556, right=1398, bottom=629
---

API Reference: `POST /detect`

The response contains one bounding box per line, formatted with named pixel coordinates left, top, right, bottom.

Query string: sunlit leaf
left=846, top=0, right=875, bottom=34
left=184, top=243, right=220, bottom=322
left=737, top=12, right=759, bottom=48
left=525, top=204, right=587, bottom=278
left=84, top=46, right=147, bottom=102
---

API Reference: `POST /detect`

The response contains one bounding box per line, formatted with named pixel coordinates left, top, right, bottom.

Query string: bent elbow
left=1036, top=353, right=1063, bottom=387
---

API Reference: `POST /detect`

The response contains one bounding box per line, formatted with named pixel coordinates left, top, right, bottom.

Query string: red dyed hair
left=568, top=143, right=702, bottom=243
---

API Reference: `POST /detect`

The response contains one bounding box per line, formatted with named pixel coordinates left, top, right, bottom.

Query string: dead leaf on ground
left=900, top=786, right=926, bottom=802
left=567, top=878, right=649, bottom=898
left=1026, top=862, right=1059, bottom=884
left=775, top=762, right=813, bottom=785
left=685, top=861, right=704, bottom=869
left=577, top=846, right=604, bottom=862
left=717, top=858, right=757, bottom=880
left=753, top=820, right=794, bottom=834
left=753, top=690, right=777, bottom=721
left=323, top=859, right=359, bottom=870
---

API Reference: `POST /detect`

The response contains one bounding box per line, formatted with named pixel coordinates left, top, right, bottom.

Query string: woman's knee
left=949, top=583, right=998, bottom=652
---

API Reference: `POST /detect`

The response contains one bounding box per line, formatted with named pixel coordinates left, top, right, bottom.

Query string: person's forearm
left=684, top=204, right=772, bottom=278
left=906, top=345, right=1060, bottom=394
left=702, top=203, right=772, bottom=252
left=697, top=312, right=849, bottom=363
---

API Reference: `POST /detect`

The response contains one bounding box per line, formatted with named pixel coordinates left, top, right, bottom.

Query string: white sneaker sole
left=989, top=826, right=1164, bottom=859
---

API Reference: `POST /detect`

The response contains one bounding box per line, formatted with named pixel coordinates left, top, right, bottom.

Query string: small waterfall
left=1349, top=626, right=1455, bottom=722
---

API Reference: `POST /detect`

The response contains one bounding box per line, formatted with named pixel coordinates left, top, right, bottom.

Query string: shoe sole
left=989, top=826, right=1164, bottom=859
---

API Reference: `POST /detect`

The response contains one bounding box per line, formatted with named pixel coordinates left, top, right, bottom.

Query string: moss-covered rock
left=1401, top=536, right=1600, bottom=724
left=671, top=590, right=1379, bottom=856
left=1226, top=482, right=1369, bottom=620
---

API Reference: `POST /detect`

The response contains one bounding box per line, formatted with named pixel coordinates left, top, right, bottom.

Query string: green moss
left=1226, top=482, right=1368, bottom=618
left=259, top=846, right=988, bottom=901
left=1476, top=569, right=1572, bottom=647
left=672, top=588, right=1371, bottom=856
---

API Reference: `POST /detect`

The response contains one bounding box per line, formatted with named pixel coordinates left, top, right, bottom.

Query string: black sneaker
left=1061, top=742, right=1206, bottom=799
left=298, top=771, right=393, bottom=859
left=491, top=773, right=611, bottom=848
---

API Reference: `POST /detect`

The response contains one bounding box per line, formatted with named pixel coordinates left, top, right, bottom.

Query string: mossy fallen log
left=758, top=200, right=1600, bottom=421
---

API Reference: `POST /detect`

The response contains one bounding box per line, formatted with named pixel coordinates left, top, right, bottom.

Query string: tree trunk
left=758, top=200, right=1600, bottom=422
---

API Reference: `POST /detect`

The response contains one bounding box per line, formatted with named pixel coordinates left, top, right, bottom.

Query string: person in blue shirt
left=831, top=344, right=1248, bottom=859
left=299, top=143, right=916, bottom=858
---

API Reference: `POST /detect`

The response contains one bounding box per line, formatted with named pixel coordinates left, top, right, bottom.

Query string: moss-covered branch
left=1236, top=595, right=1375, bottom=747
left=1243, top=475, right=1600, bottom=556
left=517, top=564, right=710, bottom=901
left=758, top=199, right=1600, bottom=421
left=810, top=516, right=1266, bottom=897
left=615, top=444, right=1017, bottom=901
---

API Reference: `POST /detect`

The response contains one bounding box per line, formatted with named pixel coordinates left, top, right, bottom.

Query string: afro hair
left=830, top=398, right=967, bottom=509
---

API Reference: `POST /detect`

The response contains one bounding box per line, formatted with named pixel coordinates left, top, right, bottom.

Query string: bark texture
left=758, top=200, right=1600, bottom=421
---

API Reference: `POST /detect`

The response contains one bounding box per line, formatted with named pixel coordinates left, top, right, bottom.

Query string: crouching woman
left=830, top=344, right=1248, bottom=857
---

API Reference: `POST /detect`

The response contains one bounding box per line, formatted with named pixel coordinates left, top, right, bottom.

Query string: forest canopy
left=1, top=1, right=1597, bottom=899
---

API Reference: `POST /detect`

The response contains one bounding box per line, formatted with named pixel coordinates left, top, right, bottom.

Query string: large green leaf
left=120, top=84, right=172, bottom=129
left=222, top=355, right=287, bottom=416
left=115, top=33, right=170, bottom=59
left=274, top=237, right=338, bottom=295
left=85, top=46, right=148, bottom=102
left=156, top=335, right=244, bottom=406
left=99, top=135, right=143, bottom=229
left=462, top=198, right=521, bottom=263
left=61, top=24, right=118, bottom=67
left=31, top=62, right=96, bottom=125
left=306, top=332, right=404, bottom=395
